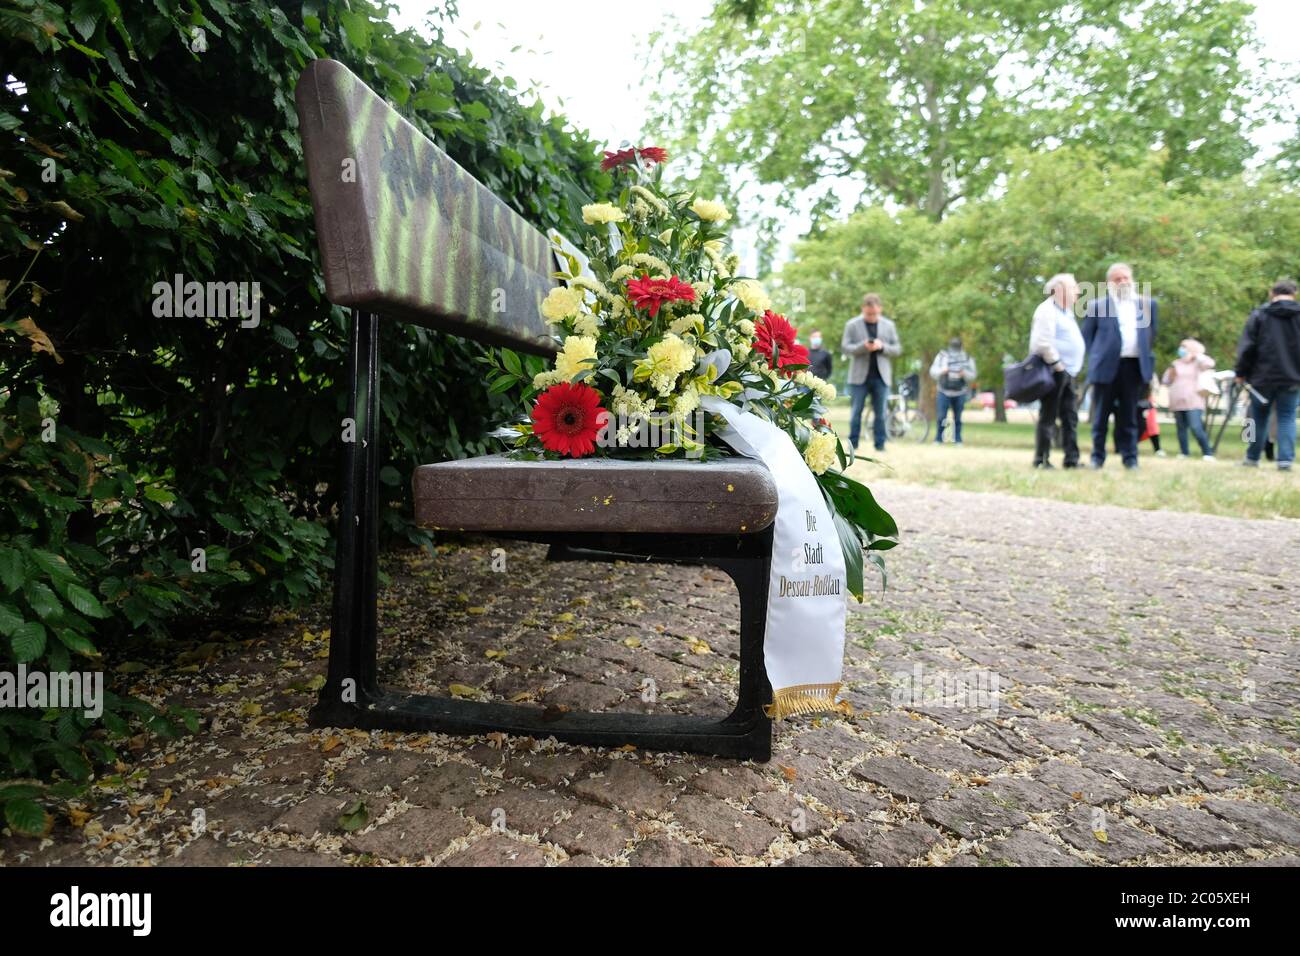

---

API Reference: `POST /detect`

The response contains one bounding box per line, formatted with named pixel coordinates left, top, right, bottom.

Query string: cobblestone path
left=5, top=483, right=1297, bottom=866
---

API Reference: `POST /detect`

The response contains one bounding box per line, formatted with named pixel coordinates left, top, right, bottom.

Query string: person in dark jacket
left=807, top=330, right=833, bottom=381
left=1081, top=262, right=1158, bottom=470
left=1235, top=278, right=1300, bottom=470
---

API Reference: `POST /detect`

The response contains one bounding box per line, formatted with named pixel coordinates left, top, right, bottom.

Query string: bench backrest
left=295, top=59, right=556, bottom=354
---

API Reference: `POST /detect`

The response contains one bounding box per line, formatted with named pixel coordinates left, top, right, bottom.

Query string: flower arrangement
left=484, top=147, right=897, bottom=598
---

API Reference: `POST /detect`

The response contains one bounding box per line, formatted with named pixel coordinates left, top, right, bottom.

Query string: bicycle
left=885, top=379, right=930, bottom=442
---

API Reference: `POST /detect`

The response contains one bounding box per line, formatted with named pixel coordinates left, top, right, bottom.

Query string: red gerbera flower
left=600, top=146, right=669, bottom=171
left=625, top=274, right=696, bottom=318
left=600, top=147, right=637, bottom=171
left=753, top=310, right=810, bottom=376
left=531, top=382, right=608, bottom=458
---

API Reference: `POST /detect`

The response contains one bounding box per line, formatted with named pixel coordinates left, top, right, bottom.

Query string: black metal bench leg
left=717, top=551, right=774, bottom=750
left=311, top=309, right=381, bottom=726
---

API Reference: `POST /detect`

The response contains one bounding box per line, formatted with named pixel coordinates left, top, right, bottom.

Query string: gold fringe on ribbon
left=765, top=682, right=855, bottom=720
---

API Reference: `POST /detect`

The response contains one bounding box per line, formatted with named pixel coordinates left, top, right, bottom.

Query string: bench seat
left=413, top=454, right=777, bottom=535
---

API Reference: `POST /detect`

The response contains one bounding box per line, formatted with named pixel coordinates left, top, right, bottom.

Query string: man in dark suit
left=1081, top=262, right=1157, bottom=469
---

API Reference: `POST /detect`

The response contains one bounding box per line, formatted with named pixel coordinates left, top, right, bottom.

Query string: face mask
left=1177, top=347, right=1189, bottom=359
left=810, top=337, right=822, bottom=349
left=949, top=341, right=961, bottom=352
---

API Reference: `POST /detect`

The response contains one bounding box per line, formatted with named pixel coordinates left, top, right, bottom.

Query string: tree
left=650, top=0, right=1280, bottom=222
left=772, top=148, right=1299, bottom=418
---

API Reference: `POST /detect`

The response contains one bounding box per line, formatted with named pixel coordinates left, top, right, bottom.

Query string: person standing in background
left=1235, top=279, right=1300, bottom=470
left=1029, top=273, right=1085, bottom=468
left=1162, top=338, right=1216, bottom=459
left=807, top=329, right=833, bottom=381
left=842, top=293, right=903, bottom=452
left=1081, top=262, right=1158, bottom=470
left=929, top=336, right=976, bottom=444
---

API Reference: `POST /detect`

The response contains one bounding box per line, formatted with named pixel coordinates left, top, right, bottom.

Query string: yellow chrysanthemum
left=803, top=430, right=839, bottom=475
left=691, top=198, right=731, bottom=223
left=582, top=202, right=626, bottom=225
left=572, top=312, right=600, bottom=337
left=641, top=333, right=696, bottom=395
left=541, top=285, right=584, bottom=323
left=555, top=335, right=598, bottom=381
left=731, top=280, right=771, bottom=314
left=668, top=312, right=705, bottom=337
left=795, top=370, right=837, bottom=403
left=672, top=385, right=701, bottom=419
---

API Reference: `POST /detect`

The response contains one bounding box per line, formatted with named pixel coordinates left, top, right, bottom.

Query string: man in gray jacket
left=842, top=293, right=904, bottom=451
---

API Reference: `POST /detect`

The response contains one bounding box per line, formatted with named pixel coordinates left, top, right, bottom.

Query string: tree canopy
left=652, top=0, right=1282, bottom=222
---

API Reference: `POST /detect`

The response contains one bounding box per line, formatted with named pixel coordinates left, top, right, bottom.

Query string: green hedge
left=0, top=0, right=606, bottom=830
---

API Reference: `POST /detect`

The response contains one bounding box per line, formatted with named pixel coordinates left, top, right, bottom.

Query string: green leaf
left=412, top=90, right=455, bottom=113
left=0, top=548, right=23, bottom=592
left=826, top=501, right=865, bottom=602
left=56, top=628, right=99, bottom=656
left=10, top=621, right=47, bottom=663
left=338, top=799, right=369, bottom=833
left=25, top=581, right=62, bottom=620
left=394, top=56, right=426, bottom=77
left=338, top=10, right=371, bottom=51
left=52, top=746, right=92, bottom=781
left=213, top=513, right=244, bottom=533
left=270, top=324, right=298, bottom=350
left=70, top=0, right=102, bottom=40
left=818, top=471, right=898, bottom=538
left=0, top=603, right=23, bottom=636
left=3, top=797, right=47, bottom=837
left=28, top=549, right=74, bottom=581
left=62, top=583, right=110, bottom=619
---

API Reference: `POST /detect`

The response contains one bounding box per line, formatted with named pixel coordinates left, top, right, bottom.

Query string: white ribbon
left=700, top=395, right=849, bottom=717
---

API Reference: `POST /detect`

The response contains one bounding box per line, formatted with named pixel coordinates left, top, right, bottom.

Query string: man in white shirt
left=1029, top=273, right=1085, bottom=468
left=1081, top=262, right=1159, bottom=469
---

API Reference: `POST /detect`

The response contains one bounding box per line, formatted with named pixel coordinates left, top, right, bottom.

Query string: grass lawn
left=825, top=402, right=1300, bottom=521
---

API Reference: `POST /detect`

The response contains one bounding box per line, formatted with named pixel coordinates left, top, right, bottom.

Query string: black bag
left=1003, top=354, right=1056, bottom=403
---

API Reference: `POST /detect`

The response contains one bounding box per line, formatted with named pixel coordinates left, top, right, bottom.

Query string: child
left=1161, top=338, right=1216, bottom=459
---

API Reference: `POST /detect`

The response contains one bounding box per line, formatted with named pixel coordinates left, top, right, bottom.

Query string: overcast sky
left=391, top=1, right=1299, bottom=269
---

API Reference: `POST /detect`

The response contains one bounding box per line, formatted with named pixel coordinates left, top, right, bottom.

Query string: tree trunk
left=993, top=384, right=1008, bottom=423
left=919, top=350, right=937, bottom=419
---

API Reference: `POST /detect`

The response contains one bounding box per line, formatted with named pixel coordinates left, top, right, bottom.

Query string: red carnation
left=626, top=274, right=696, bottom=318
left=638, top=146, right=668, bottom=164
left=753, top=310, right=809, bottom=376
left=600, top=147, right=637, bottom=171
left=531, top=382, right=608, bottom=458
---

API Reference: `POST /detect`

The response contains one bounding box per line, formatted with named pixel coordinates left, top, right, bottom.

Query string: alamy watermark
left=0, top=666, right=104, bottom=719
left=595, top=408, right=707, bottom=459
left=890, top=663, right=1000, bottom=716
left=151, top=273, right=261, bottom=328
